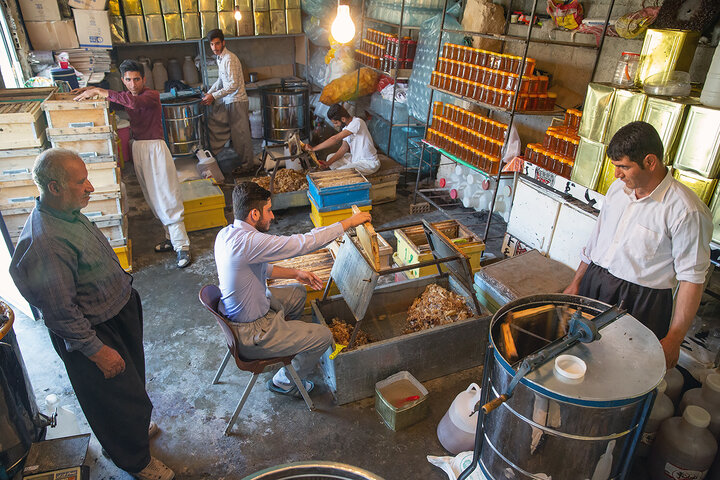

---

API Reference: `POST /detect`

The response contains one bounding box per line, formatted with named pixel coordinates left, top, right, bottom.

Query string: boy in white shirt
left=306, top=104, right=380, bottom=175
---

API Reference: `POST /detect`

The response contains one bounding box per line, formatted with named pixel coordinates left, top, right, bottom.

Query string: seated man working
left=306, top=104, right=380, bottom=175
left=214, top=181, right=371, bottom=394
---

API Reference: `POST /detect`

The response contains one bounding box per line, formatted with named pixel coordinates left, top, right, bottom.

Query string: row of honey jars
left=525, top=143, right=574, bottom=179
left=430, top=117, right=504, bottom=158
left=355, top=49, right=381, bottom=70
left=437, top=57, right=549, bottom=94
left=366, top=28, right=396, bottom=47
left=432, top=101, right=507, bottom=141
left=361, top=38, right=385, bottom=58
left=427, top=128, right=501, bottom=175
left=430, top=72, right=556, bottom=111
left=543, top=129, right=580, bottom=158
left=442, top=43, right=535, bottom=76
left=564, top=108, right=582, bottom=130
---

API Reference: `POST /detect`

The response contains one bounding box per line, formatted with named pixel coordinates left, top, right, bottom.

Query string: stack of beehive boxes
left=41, top=93, right=131, bottom=270
left=0, top=87, right=56, bottom=246
left=307, top=169, right=372, bottom=228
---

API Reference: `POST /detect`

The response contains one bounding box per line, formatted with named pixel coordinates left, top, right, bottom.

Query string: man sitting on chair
left=214, top=181, right=371, bottom=395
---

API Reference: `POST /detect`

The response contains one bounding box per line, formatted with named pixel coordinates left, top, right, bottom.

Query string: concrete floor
left=13, top=161, right=507, bottom=480
left=12, top=159, right=720, bottom=479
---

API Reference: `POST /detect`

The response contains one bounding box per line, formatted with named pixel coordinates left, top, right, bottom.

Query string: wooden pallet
left=43, top=93, right=113, bottom=136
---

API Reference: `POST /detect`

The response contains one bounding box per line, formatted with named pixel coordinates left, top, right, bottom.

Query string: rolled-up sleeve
left=671, top=210, right=712, bottom=284
left=10, top=239, right=104, bottom=357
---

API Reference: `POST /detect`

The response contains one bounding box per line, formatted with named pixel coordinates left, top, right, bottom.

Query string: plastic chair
left=199, top=285, right=314, bottom=435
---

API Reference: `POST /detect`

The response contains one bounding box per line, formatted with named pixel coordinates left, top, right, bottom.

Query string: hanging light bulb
left=234, top=5, right=242, bottom=21
left=331, top=1, right=355, bottom=44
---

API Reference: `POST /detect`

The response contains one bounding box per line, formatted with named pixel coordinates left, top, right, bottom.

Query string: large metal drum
left=478, top=294, right=665, bottom=480
left=161, top=96, right=203, bottom=155
left=241, top=461, right=385, bottom=479
left=261, top=82, right=310, bottom=142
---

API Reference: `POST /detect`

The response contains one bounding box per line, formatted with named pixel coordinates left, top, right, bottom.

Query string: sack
left=320, top=67, right=379, bottom=105
left=615, top=5, right=660, bottom=39
left=546, top=0, right=583, bottom=30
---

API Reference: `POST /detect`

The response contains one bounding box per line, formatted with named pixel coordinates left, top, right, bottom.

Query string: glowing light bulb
left=234, top=7, right=242, bottom=20
left=331, top=4, right=355, bottom=44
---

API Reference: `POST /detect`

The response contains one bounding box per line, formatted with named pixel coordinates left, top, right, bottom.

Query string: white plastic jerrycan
left=437, top=383, right=482, bottom=454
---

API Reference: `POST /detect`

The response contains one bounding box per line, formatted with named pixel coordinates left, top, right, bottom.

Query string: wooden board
left=43, top=93, right=112, bottom=135
left=49, top=132, right=116, bottom=157
left=351, top=204, right=380, bottom=271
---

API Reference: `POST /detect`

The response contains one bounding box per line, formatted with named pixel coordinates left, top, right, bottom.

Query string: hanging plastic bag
left=615, top=4, right=660, bottom=39
left=319, top=67, right=379, bottom=105
left=546, top=0, right=584, bottom=30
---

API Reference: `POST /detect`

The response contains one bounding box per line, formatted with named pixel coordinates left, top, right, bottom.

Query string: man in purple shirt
left=73, top=60, right=192, bottom=268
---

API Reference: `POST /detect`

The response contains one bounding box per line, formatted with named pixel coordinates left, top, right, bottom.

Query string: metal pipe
left=589, top=0, right=617, bottom=82
left=482, top=0, right=540, bottom=242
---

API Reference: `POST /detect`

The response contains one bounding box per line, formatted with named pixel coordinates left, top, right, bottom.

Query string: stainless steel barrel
left=261, top=82, right=309, bottom=142
left=479, top=294, right=665, bottom=480
left=241, top=461, right=385, bottom=480
left=161, top=96, right=203, bottom=155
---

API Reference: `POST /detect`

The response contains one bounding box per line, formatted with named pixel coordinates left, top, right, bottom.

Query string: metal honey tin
left=125, top=15, right=147, bottom=42
left=163, top=13, right=183, bottom=40
left=160, top=0, right=180, bottom=13
left=198, top=0, right=214, bottom=11
left=286, top=7, right=300, bottom=33
left=144, top=14, right=166, bottom=42
left=217, top=10, right=237, bottom=35
left=110, top=15, right=126, bottom=43
left=635, top=29, right=700, bottom=87
left=570, top=136, right=607, bottom=190
left=140, top=0, right=161, bottom=14
left=236, top=13, right=253, bottom=35
left=254, top=10, right=270, bottom=34
left=672, top=168, right=718, bottom=205
left=182, top=12, right=200, bottom=39
left=578, top=83, right=615, bottom=143
left=253, top=0, right=268, bottom=10
left=596, top=156, right=616, bottom=195
left=179, top=0, right=197, bottom=12
left=606, top=87, right=646, bottom=142
left=121, top=0, right=143, bottom=15
left=200, top=11, right=218, bottom=36
left=673, top=105, right=720, bottom=179
left=109, top=0, right=121, bottom=15
left=216, top=0, right=232, bottom=10
left=642, top=96, right=696, bottom=164
left=270, top=9, right=285, bottom=34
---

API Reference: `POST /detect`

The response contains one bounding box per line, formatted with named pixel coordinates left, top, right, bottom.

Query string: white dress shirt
left=208, top=48, right=247, bottom=104
left=342, top=117, right=379, bottom=171
left=581, top=170, right=712, bottom=289
left=214, top=219, right=344, bottom=322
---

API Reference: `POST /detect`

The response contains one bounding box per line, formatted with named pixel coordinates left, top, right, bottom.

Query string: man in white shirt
left=201, top=29, right=253, bottom=170
left=564, top=121, right=712, bottom=368
left=306, top=103, right=380, bottom=175
left=214, top=181, right=371, bottom=395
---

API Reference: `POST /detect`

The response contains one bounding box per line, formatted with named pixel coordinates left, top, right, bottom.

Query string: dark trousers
left=579, top=263, right=673, bottom=340
left=49, top=289, right=152, bottom=473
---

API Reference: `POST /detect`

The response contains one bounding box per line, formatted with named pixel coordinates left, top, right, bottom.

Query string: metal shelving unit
left=411, top=0, right=616, bottom=244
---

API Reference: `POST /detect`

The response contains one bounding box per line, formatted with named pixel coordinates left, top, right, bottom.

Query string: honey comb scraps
left=251, top=168, right=308, bottom=193
left=403, top=284, right=472, bottom=334
left=329, top=318, right=372, bottom=348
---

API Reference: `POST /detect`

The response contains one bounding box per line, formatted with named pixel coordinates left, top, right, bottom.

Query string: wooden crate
left=0, top=172, right=120, bottom=210
left=43, top=93, right=113, bottom=136
left=1, top=206, right=32, bottom=244
left=267, top=248, right=339, bottom=313
left=82, top=186, right=124, bottom=218
left=93, top=214, right=127, bottom=247
left=0, top=147, right=44, bottom=181
left=0, top=87, right=56, bottom=149
left=49, top=132, right=116, bottom=157
left=86, top=161, right=120, bottom=189
left=0, top=178, right=40, bottom=209
left=0, top=155, right=118, bottom=186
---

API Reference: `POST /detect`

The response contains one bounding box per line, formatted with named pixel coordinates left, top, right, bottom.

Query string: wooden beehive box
left=0, top=87, right=56, bottom=149
left=42, top=93, right=112, bottom=136
left=267, top=248, right=340, bottom=313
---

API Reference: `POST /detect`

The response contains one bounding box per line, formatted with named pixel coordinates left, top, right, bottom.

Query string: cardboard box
left=73, top=9, right=112, bottom=48
left=25, top=20, right=79, bottom=50
left=67, top=0, right=108, bottom=10
left=18, top=0, right=61, bottom=21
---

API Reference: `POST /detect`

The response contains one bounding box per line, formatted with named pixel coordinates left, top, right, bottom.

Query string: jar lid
left=683, top=405, right=711, bottom=429
left=705, top=373, right=720, bottom=392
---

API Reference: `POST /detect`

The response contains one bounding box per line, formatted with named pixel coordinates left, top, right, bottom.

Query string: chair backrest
left=198, top=285, right=242, bottom=362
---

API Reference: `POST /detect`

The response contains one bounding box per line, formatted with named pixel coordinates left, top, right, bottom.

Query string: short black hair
left=119, top=59, right=143, bottom=77
left=327, top=104, right=350, bottom=122
left=207, top=29, right=225, bottom=43
left=607, top=121, right=664, bottom=168
left=233, top=181, right=271, bottom=221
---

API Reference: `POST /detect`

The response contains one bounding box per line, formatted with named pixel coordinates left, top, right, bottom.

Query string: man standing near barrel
left=73, top=59, right=192, bottom=268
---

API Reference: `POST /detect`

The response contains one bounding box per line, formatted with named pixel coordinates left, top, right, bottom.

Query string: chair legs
left=225, top=372, right=260, bottom=435
left=212, top=350, right=232, bottom=385
left=285, top=364, right=315, bottom=412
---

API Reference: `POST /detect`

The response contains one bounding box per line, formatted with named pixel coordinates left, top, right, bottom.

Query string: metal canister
left=217, top=11, right=237, bottom=35
left=270, top=9, right=285, bottom=34
left=200, top=11, right=218, bottom=36
left=236, top=14, right=254, bottom=36
left=254, top=10, right=271, bottom=34
left=261, top=82, right=309, bottom=142
left=606, top=87, right=646, bottom=142
left=160, top=0, right=180, bottom=13
left=121, top=0, right=143, bottom=15
left=709, top=183, right=720, bottom=244
left=161, top=95, right=204, bottom=155
left=642, top=96, right=696, bottom=164
left=635, top=29, right=700, bottom=87
left=672, top=168, right=719, bottom=205
left=110, top=15, right=126, bottom=43
left=141, top=0, right=161, bottom=14
left=182, top=12, right=200, bottom=39
left=286, top=8, right=301, bottom=33
left=673, top=105, right=720, bottom=179
left=145, top=14, right=166, bottom=42
left=179, top=0, right=197, bottom=12
left=570, top=136, right=607, bottom=190
left=164, top=13, right=184, bottom=40
left=216, top=0, right=232, bottom=10
left=198, top=0, right=214, bottom=10
left=596, top=156, right=617, bottom=195
left=125, top=15, right=147, bottom=42
left=578, top=83, right=615, bottom=143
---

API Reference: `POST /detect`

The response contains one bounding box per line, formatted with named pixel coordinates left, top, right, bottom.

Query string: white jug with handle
left=437, top=383, right=482, bottom=454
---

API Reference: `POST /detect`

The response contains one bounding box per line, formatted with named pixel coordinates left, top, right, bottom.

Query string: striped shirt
left=208, top=48, right=247, bottom=104
left=9, top=199, right=132, bottom=357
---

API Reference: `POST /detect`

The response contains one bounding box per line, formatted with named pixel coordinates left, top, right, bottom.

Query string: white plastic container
left=195, top=149, right=225, bottom=183
left=152, top=60, right=168, bottom=91
left=45, top=394, right=81, bottom=440
left=182, top=55, right=199, bottom=85
left=678, top=373, right=720, bottom=438
left=701, top=46, right=720, bottom=108
left=167, top=58, right=182, bottom=81
left=250, top=111, right=263, bottom=139
left=139, top=58, right=154, bottom=90
left=637, top=379, right=674, bottom=457
left=664, top=367, right=684, bottom=406
left=437, top=383, right=482, bottom=454
left=648, top=405, right=718, bottom=480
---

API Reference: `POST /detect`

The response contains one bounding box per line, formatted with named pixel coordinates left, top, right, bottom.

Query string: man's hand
left=660, top=333, right=683, bottom=369
left=73, top=87, right=108, bottom=101
left=563, top=284, right=580, bottom=295
left=295, top=270, right=323, bottom=290
left=342, top=212, right=371, bottom=230
left=89, top=345, right=126, bottom=379
left=201, top=93, right=215, bottom=105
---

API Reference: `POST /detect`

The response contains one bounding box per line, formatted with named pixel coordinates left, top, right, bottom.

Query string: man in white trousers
left=74, top=59, right=192, bottom=268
